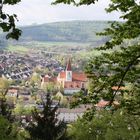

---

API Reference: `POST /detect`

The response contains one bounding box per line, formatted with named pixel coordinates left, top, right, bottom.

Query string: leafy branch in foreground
left=67, top=109, right=140, bottom=140
left=52, top=0, right=98, bottom=6
left=0, top=0, right=22, bottom=40
left=54, top=0, right=140, bottom=116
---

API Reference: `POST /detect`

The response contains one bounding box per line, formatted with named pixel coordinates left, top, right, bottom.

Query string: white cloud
left=4, top=0, right=121, bottom=25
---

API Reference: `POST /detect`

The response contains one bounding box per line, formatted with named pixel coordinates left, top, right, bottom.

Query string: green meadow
left=7, top=45, right=30, bottom=53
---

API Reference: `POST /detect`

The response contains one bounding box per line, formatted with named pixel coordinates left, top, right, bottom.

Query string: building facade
left=57, top=59, right=87, bottom=94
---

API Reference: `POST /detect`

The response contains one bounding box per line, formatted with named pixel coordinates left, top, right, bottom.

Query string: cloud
left=4, top=0, right=121, bottom=25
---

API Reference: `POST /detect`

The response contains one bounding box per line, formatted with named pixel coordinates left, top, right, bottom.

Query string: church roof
left=59, top=72, right=87, bottom=82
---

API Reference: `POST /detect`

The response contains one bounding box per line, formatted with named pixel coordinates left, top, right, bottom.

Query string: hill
left=19, top=20, right=109, bottom=44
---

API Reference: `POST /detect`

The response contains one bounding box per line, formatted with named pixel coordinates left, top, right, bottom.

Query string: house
left=57, top=108, right=85, bottom=122
left=57, top=104, right=91, bottom=122
left=55, top=91, right=64, bottom=100
left=95, top=99, right=119, bottom=110
left=57, top=59, right=87, bottom=95
left=18, top=89, right=31, bottom=101
left=41, top=75, right=56, bottom=86
left=6, top=87, right=19, bottom=105
left=7, top=87, right=19, bottom=98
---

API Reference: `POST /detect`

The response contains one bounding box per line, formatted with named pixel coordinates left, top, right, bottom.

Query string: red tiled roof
left=43, top=76, right=57, bottom=82
left=96, top=100, right=109, bottom=108
left=112, top=86, right=125, bottom=90
left=8, top=89, right=18, bottom=94
left=72, top=72, right=87, bottom=82
left=59, top=72, right=87, bottom=82
left=95, top=100, right=119, bottom=108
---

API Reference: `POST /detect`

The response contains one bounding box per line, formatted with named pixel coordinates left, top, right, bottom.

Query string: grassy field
left=6, top=41, right=101, bottom=55
left=7, top=45, right=30, bottom=53
left=24, top=41, right=91, bottom=50
left=6, top=41, right=92, bottom=54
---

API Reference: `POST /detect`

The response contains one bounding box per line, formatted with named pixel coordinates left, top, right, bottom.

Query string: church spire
left=66, top=58, right=72, bottom=82
left=66, top=58, right=71, bottom=71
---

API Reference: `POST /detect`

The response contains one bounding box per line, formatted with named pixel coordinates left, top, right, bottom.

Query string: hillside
left=19, top=20, right=109, bottom=43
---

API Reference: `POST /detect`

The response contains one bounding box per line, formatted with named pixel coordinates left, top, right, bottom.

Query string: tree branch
left=109, top=54, right=140, bottom=105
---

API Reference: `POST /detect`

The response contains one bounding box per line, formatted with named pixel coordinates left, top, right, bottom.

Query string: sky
left=4, top=0, right=121, bottom=26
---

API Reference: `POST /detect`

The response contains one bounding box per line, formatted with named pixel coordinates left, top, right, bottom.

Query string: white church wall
left=64, top=89, right=81, bottom=95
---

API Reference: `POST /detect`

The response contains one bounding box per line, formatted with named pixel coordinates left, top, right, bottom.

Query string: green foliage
left=68, top=110, right=140, bottom=140
left=52, top=0, right=98, bottom=6
left=14, top=103, right=33, bottom=115
left=0, top=77, right=9, bottom=95
left=0, top=0, right=21, bottom=40
left=0, top=116, right=18, bottom=140
left=0, top=78, right=14, bottom=122
left=52, top=1, right=140, bottom=138
left=85, top=44, right=139, bottom=93
left=55, top=0, right=140, bottom=117
left=99, top=0, right=140, bottom=49
left=30, top=73, right=41, bottom=88
left=0, top=97, right=13, bottom=121
left=0, top=116, right=12, bottom=140
left=26, top=94, right=66, bottom=140
left=41, top=82, right=57, bottom=93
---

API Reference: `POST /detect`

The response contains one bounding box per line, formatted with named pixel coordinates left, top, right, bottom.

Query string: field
left=8, top=41, right=92, bottom=54
left=33, top=41, right=90, bottom=47
left=7, top=45, right=30, bottom=53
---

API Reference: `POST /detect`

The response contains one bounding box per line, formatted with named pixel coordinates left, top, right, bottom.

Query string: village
left=0, top=50, right=88, bottom=122
left=0, top=0, right=139, bottom=139
left=0, top=50, right=120, bottom=123
left=0, top=50, right=64, bottom=80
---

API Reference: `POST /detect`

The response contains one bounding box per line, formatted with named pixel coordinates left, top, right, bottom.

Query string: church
left=57, top=59, right=87, bottom=94
left=41, top=59, right=87, bottom=95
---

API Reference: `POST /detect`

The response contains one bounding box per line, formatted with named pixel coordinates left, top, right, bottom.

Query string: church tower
left=66, top=59, right=72, bottom=82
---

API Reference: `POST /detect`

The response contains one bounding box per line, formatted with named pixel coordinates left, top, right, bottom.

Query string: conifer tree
left=26, top=94, right=66, bottom=140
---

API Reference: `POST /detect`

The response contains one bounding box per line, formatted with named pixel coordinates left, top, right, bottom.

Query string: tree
left=30, top=72, right=41, bottom=88
left=67, top=109, right=140, bottom=140
left=0, top=78, right=13, bottom=121
left=0, top=115, right=19, bottom=140
left=26, top=94, right=66, bottom=140
left=0, top=0, right=21, bottom=40
left=52, top=0, right=140, bottom=138
left=0, top=77, right=9, bottom=96
left=53, top=0, right=140, bottom=114
left=0, top=96, right=13, bottom=122
left=41, top=82, right=57, bottom=94
left=1, top=0, right=140, bottom=138
left=14, top=103, right=33, bottom=116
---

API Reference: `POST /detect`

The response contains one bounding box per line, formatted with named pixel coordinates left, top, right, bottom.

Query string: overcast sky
left=4, top=0, right=121, bottom=26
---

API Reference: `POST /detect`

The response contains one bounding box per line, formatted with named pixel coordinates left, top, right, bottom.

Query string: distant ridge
left=19, top=20, right=109, bottom=43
